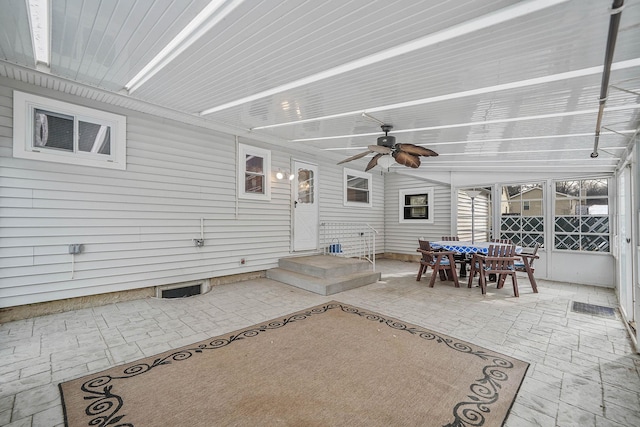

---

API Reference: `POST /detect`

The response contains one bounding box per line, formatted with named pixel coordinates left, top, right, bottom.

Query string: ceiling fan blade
left=337, top=150, right=371, bottom=164
left=396, top=143, right=438, bottom=157
left=365, top=153, right=384, bottom=171
left=368, top=145, right=392, bottom=154
left=394, top=151, right=421, bottom=168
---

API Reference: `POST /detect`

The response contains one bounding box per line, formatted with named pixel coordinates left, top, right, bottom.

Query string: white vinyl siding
left=384, top=173, right=451, bottom=255
left=319, top=163, right=384, bottom=234
left=0, top=82, right=390, bottom=308
left=0, top=85, right=297, bottom=307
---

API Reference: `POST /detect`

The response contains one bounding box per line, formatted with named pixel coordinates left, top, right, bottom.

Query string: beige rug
left=59, top=301, right=528, bottom=426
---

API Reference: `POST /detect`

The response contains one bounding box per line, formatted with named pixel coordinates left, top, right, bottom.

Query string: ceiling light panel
left=130, top=0, right=538, bottom=111
left=203, top=1, right=637, bottom=136
left=0, top=0, right=37, bottom=66
left=253, top=71, right=640, bottom=143
left=48, top=0, right=211, bottom=91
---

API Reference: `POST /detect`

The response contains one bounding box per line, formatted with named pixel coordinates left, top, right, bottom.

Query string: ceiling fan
left=337, top=125, right=438, bottom=171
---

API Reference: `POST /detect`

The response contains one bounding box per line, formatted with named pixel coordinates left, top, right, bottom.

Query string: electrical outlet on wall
left=68, top=244, right=84, bottom=254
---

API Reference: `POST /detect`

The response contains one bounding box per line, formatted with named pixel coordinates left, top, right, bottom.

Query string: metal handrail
left=319, top=222, right=378, bottom=270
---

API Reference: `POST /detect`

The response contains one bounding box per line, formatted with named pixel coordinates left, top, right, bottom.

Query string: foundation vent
left=156, top=280, right=209, bottom=299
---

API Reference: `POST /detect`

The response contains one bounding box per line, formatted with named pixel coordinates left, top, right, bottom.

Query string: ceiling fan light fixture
left=377, top=155, right=395, bottom=170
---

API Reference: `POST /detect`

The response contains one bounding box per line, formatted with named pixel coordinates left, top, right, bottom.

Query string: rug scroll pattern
left=65, top=302, right=526, bottom=427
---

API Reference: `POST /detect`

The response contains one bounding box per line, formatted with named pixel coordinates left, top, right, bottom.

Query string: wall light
left=275, top=169, right=294, bottom=180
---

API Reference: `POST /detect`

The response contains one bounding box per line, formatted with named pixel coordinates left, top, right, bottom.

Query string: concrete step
left=278, top=255, right=371, bottom=279
left=266, top=267, right=381, bottom=296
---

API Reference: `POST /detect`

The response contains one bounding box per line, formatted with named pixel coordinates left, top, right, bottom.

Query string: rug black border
left=59, top=300, right=529, bottom=427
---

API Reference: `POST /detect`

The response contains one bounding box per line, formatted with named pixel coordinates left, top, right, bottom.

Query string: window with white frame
left=399, top=188, right=434, bottom=224
left=500, top=183, right=544, bottom=247
left=554, top=178, right=609, bottom=252
left=343, top=168, right=372, bottom=207
left=238, top=143, right=271, bottom=200
left=13, top=91, right=126, bottom=170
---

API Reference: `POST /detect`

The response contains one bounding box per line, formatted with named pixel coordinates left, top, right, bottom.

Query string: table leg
left=459, top=259, right=467, bottom=278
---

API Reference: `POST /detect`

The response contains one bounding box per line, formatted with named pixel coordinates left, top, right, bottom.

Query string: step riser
left=266, top=268, right=380, bottom=296
left=279, top=257, right=371, bottom=278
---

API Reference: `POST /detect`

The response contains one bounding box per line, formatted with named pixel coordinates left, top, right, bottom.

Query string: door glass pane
left=34, top=109, right=73, bottom=151
left=297, top=169, right=314, bottom=204
left=79, top=121, right=111, bottom=154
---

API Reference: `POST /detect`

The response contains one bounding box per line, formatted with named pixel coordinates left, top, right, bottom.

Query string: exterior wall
left=383, top=173, right=451, bottom=256
left=0, top=82, right=384, bottom=308
left=547, top=251, right=614, bottom=287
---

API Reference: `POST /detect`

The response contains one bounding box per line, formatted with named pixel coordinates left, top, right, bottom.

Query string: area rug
left=59, top=301, right=529, bottom=426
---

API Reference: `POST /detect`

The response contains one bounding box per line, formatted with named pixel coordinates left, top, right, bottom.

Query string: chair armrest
left=519, top=253, right=539, bottom=260
left=417, top=249, right=436, bottom=256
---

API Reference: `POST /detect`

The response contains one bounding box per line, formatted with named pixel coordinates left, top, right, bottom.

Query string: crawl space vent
left=156, top=280, right=207, bottom=299
left=571, top=301, right=616, bottom=318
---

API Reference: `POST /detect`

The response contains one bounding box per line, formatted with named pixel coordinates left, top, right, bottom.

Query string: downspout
left=591, top=0, right=625, bottom=158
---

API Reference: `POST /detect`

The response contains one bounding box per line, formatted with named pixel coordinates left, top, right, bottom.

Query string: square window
left=238, top=144, right=271, bottom=200
left=343, top=168, right=372, bottom=207
left=13, top=91, right=126, bottom=170
left=554, top=178, right=609, bottom=252
left=399, top=188, right=434, bottom=224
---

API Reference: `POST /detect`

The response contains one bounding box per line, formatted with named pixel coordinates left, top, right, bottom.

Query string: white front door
left=293, top=161, right=318, bottom=251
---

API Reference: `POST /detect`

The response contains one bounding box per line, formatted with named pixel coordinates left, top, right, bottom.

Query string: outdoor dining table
left=429, top=240, right=533, bottom=287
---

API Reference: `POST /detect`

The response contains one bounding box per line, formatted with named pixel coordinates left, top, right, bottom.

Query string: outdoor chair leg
left=429, top=266, right=438, bottom=288
left=512, top=275, right=519, bottom=297
left=478, top=271, right=487, bottom=295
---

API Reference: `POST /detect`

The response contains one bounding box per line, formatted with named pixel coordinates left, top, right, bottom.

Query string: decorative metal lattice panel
left=555, top=217, right=579, bottom=233
left=554, top=216, right=609, bottom=252
left=500, top=216, right=543, bottom=247
left=581, top=235, right=610, bottom=252
left=522, top=217, right=543, bottom=232
left=582, top=216, right=609, bottom=233
left=555, top=234, right=580, bottom=250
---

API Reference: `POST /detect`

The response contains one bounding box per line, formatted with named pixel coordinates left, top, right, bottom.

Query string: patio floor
left=1, top=258, right=639, bottom=426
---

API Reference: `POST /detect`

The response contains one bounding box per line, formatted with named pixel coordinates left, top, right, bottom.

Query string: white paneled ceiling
left=1, top=0, right=639, bottom=174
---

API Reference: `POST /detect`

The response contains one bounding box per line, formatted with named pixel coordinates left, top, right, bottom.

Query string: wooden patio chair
left=469, top=244, right=520, bottom=297
left=491, top=238, right=514, bottom=244
left=416, top=240, right=460, bottom=288
left=441, top=236, right=467, bottom=276
left=514, top=243, right=540, bottom=293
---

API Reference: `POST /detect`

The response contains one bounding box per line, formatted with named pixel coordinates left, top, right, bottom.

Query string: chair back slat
left=491, top=238, right=513, bottom=245
left=441, top=236, right=460, bottom=241
left=483, top=244, right=516, bottom=273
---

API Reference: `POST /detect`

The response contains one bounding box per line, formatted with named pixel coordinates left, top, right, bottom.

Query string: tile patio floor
left=1, top=259, right=639, bottom=426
